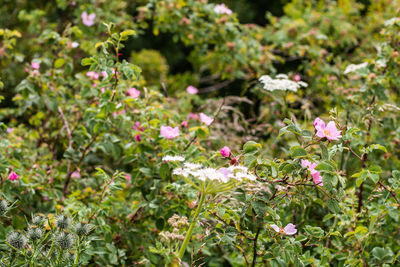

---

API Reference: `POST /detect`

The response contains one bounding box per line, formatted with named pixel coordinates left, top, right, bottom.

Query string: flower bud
left=0, top=199, right=8, bottom=214
left=27, top=227, right=43, bottom=241
left=56, top=232, right=74, bottom=249
left=56, top=215, right=71, bottom=230
left=7, top=232, right=27, bottom=249
left=75, top=222, right=90, bottom=236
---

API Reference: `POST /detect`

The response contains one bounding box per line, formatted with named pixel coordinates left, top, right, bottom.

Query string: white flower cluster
left=162, top=155, right=185, bottom=162
left=259, top=74, right=307, bottom=92
left=384, top=17, right=400, bottom=27
left=173, top=163, right=256, bottom=183
left=343, top=62, right=368, bottom=74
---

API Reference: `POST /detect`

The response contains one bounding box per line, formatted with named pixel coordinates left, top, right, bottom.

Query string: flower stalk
left=177, top=192, right=206, bottom=259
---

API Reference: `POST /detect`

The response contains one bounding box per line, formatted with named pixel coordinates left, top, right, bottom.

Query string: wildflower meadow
left=1, top=0, right=400, bottom=266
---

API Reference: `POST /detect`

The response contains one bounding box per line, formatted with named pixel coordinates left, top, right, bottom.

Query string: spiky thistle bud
left=56, top=232, right=74, bottom=249
left=27, top=227, right=43, bottom=241
left=56, top=215, right=71, bottom=230
left=75, top=222, right=90, bottom=236
left=32, top=215, right=45, bottom=226
left=7, top=232, right=27, bottom=249
left=0, top=199, right=8, bottom=214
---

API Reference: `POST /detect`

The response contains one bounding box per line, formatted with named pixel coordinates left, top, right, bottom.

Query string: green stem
left=177, top=192, right=206, bottom=259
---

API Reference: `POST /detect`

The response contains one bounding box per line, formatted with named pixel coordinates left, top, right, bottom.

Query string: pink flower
left=214, top=3, right=232, bottom=15
left=301, top=159, right=323, bottom=186
left=6, top=128, right=14, bottom=133
left=31, top=62, right=40, bottom=70
left=186, top=85, right=198, bottom=95
left=135, top=134, right=141, bottom=142
left=127, top=88, right=140, bottom=99
left=133, top=121, right=145, bottom=132
left=8, top=171, right=19, bottom=181
left=270, top=223, right=297, bottom=235
left=181, top=121, right=188, bottom=128
left=188, top=113, right=199, bottom=120
left=314, top=118, right=342, bottom=141
left=101, top=71, right=108, bottom=78
left=71, top=170, right=81, bottom=178
left=86, top=71, right=99, bottom=80
left=101, top=87, right=105, bottom=93
left=200, top=113, right=214, bottom=126
left=294, top=74, right=301, bottom=82
left=81, top=11, right=96, bottom=26
left=125, top=174, right=131, bottom=182
left=160, top=126, right=180, bottom=139
left=220, top=146, right=231, bottom=157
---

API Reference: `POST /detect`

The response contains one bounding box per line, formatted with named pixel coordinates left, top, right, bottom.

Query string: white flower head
left=384, top=17, right=400, bottom=27
left=162, top=155, right=185, bottom=162
left=343, top=62, right=368, bottom=75
left=259, top=74, right=307, bottom=92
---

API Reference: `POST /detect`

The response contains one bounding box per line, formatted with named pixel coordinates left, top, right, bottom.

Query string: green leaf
left=304, top=225, right=324, bottom=238
left=81, top=57, right=94, bottom=66
left=327, top=199, right=340, bottom=213
left=54, top=58, right=65, bottom=68
left=243, top=141, right=262, bottom=155
left=368, top=172, right=380, bottom=184
left=159, top=163, right=170, bottom=179
left=120, top=29, right=136, bottom=37
left=290, top=146, right=307, bottom=158
left=392, top=170, right=400, bottom=180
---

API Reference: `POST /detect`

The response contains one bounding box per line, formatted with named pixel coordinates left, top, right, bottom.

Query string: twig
left=251, top=227, right=260, bottom=267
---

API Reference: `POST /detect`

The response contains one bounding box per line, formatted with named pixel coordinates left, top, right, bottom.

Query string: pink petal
left=283, top=223, right=297, bottom=235
left=200, top=113, right=213, bottom=126
left=301, top=159, right=311, bottom=168
left=270, top=224, right=280, bottom=233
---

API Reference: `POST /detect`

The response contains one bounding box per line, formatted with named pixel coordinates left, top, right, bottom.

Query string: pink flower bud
left=181, top=121, right=188, bottom=128
left=8, top=171, right=19, bottom=181
left=220, top=146, right=231, bottom=157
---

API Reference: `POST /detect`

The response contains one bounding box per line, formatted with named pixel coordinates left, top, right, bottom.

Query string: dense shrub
left=1, top=0, right=400, bottom=266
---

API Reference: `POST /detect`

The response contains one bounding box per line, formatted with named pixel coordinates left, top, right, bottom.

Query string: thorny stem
left=357, top=96, right=375, bottom=212
left=177, top=192, right=206, bottom=259
left=251, top=227, right=261, bottom=267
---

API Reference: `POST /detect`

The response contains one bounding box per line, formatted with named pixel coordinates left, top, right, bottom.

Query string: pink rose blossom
left=86, top=71, right=99, bottom=80
left=8, top=171, right=19, bottom=181
left=31, top=62, right=40, bottom=70
left=270, top=223, right=297, bottom=235
left=186, top=85, right=198, bottom=95
left=200, top=113, right=213, bottom=126
left=81, top=11, right=96, bottom=26
left=135, top=134, right=141, bottom=142
left=313, top=118, right=342, bottom=141
left=127, top=88, right=140, bottom=99
left=188, top=113, right=199, bottom=120
left=181, top=121, right=188, bottom=128
left=214, top=3, right=232, bottom=15
left=301, top=159, right=323, bottom=185
left=220, top=146, right=231, bottom=157
left=101, top=71, right=108, bottom=78
left=71, top=170, right=81, bottom=178
left=160, top=126, right=180, bottom=139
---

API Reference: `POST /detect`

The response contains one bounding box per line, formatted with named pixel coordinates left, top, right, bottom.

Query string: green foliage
left=1, top=0, right=400, bottom=266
